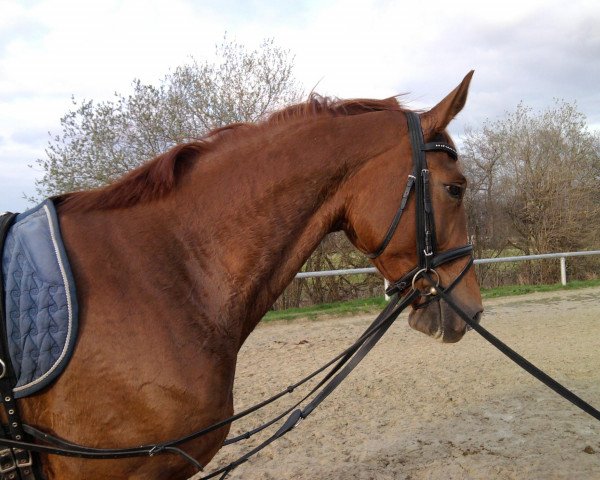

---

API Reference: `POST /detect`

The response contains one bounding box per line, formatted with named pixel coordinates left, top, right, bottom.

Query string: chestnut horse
left=18, top=72, right=482, bottom=479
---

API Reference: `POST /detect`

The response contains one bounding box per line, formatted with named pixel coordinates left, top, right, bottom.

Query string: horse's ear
left=421, top=71, right=474, bottom=133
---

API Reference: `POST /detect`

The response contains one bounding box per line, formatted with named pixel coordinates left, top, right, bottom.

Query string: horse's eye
left=445, top=184, right=464, bottom=199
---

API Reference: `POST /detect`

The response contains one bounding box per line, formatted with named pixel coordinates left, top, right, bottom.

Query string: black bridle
left=367, top=111, right=474, bottom=302
left=0, top=111, right=598, bottom=480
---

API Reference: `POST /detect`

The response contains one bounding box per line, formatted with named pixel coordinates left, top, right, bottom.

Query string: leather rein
left=0, top=112, right=598, bottom=480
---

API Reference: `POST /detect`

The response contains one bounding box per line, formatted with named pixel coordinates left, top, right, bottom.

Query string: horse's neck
left=166, top=114, right=397, bottom=345
left=63, top=112, right=398, bottom=349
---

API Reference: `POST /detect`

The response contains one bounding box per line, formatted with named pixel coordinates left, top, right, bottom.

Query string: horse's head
left=344, top=71, right=482, bottom=343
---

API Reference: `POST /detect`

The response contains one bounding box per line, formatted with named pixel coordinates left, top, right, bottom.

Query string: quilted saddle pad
left=1, top=199, right=78, bottom=398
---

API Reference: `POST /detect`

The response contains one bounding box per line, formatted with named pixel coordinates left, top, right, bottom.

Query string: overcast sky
left=1, top=0, right=599, bottom=212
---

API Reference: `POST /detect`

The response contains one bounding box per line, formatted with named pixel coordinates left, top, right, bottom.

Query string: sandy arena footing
left=199, top=287, right=600, bottom=480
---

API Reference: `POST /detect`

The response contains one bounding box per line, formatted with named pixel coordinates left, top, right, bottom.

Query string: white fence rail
left=295, top=250, right=600, bottom=287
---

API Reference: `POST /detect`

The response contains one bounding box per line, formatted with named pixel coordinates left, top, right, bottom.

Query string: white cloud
left=0, top=0, right=226, bottom=98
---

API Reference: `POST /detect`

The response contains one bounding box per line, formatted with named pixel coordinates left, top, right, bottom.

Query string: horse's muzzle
left=408, top=299, right=483, bottom=343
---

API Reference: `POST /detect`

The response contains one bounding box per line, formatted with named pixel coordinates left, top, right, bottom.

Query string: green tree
left=34, top=36, right=301, bottom=197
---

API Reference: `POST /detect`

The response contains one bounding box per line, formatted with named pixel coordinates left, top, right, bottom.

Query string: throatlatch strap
left=367, top=175, right=415, bottom=259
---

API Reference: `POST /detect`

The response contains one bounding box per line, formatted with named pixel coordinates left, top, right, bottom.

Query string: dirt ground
left=200, top=287, right=600, bottom=480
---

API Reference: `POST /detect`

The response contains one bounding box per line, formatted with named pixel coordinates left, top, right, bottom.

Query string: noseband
left=367, top=111, right=474, bottom=299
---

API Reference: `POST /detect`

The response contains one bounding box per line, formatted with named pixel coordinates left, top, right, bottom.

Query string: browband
left=422, top=142, right=458, bottom=159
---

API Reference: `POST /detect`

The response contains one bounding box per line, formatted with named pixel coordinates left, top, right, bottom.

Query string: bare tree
left=34, top=36, right=301, bottom=197
left=498, top=101, right=599, bottom=253
left=462, top=100, right=600, bottom=284
left=462, top=124, right=511, bottom=256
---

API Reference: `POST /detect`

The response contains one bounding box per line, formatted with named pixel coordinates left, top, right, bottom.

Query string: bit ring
left=411, top=268, right=440, bottom=296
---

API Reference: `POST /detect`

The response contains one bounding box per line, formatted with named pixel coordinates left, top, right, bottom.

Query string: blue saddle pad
left=1, top=199, right=78, bottom=398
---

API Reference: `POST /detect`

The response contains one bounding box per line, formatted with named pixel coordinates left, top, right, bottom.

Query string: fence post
left=560, top=256, right=567, bottom=286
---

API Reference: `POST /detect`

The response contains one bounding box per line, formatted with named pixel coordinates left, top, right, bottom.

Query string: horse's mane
left=56, top=94, right=404, bottom=213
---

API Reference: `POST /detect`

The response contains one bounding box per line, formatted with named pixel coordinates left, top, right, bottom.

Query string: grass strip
left=480, top=278, right=600, bottom=298
left=263, top=278, right=600, bottom=322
